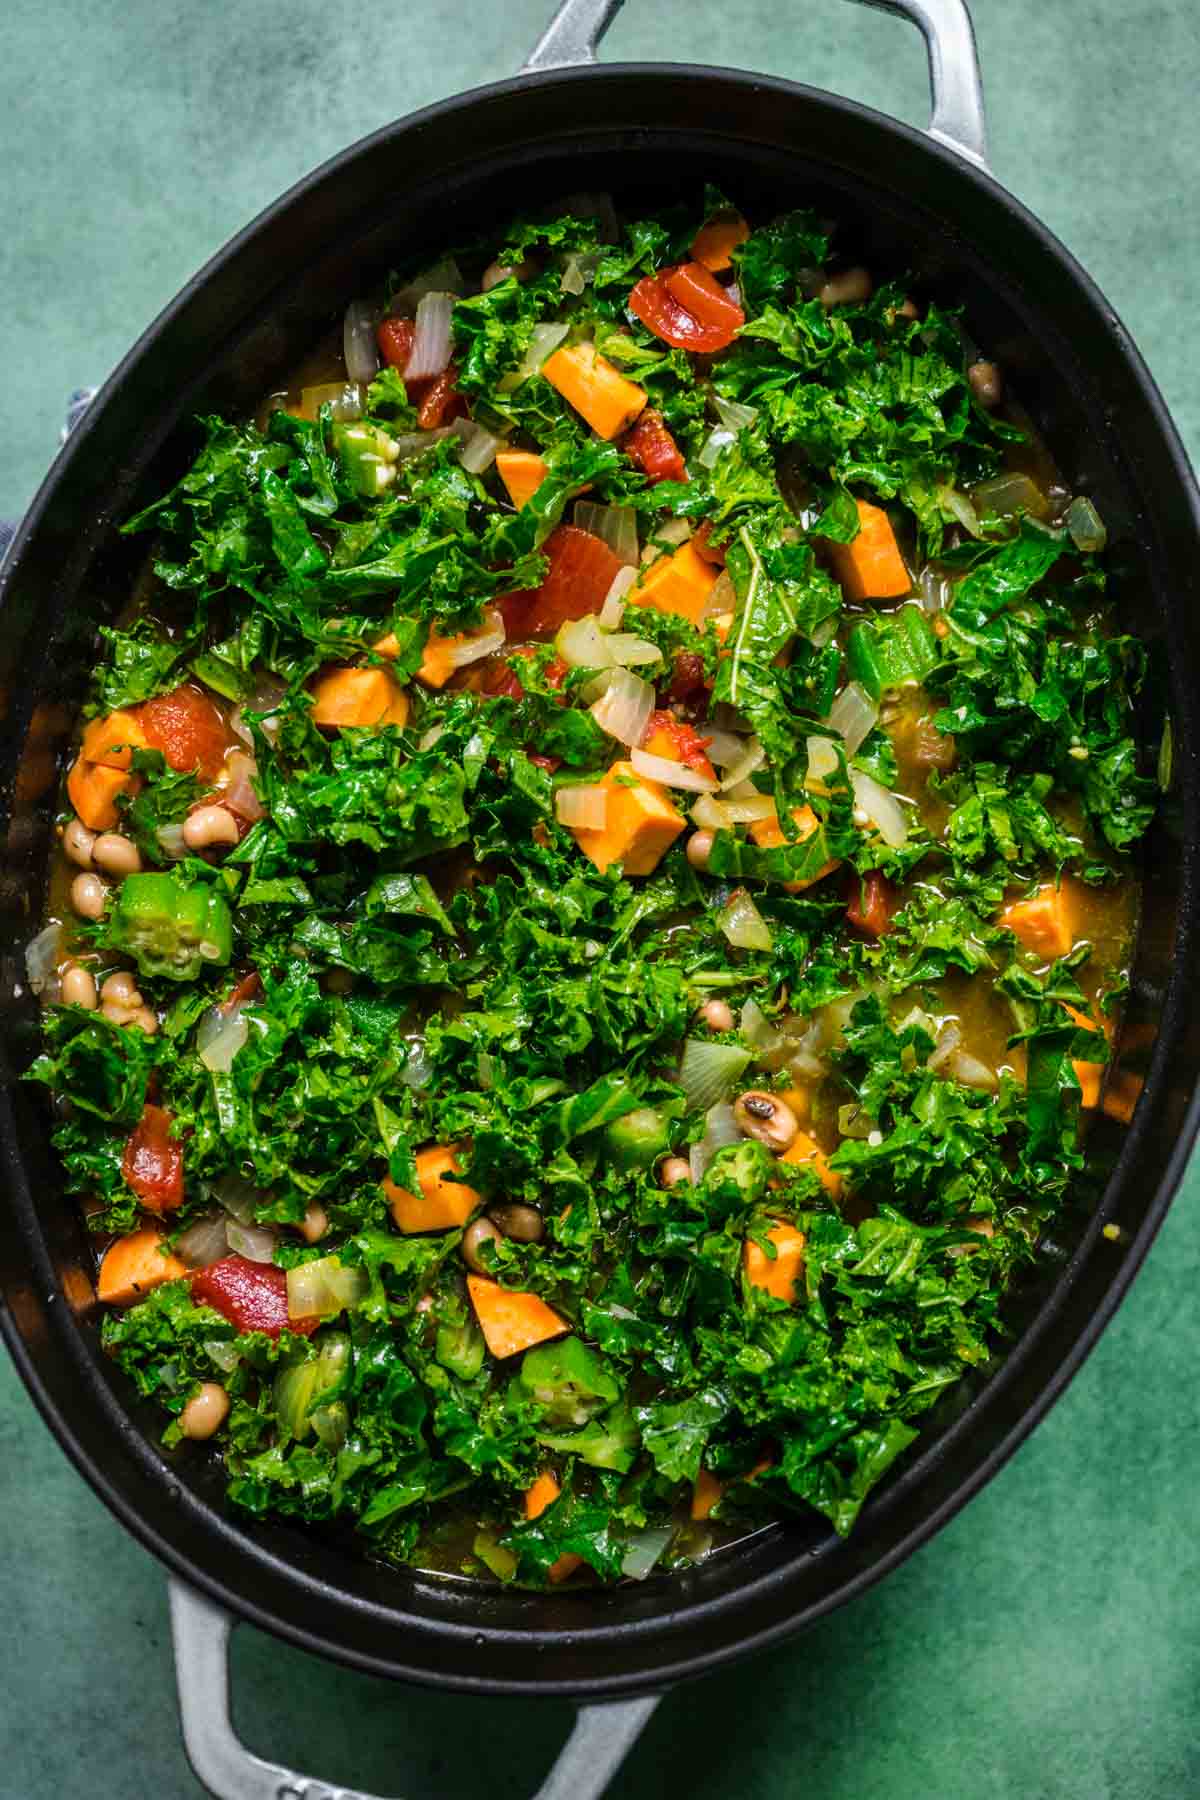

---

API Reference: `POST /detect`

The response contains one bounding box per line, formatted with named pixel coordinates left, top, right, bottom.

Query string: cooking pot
left=3, top=1, right=1198, bottom=1794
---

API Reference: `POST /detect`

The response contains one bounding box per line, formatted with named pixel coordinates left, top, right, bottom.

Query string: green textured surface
left=2, top=3, right=1198, bottom=1796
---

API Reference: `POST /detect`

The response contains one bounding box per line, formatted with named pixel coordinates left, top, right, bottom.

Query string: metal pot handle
left=169, top=1579, right=660, bottom=1800
left=523, top=0, right=989, bottom=170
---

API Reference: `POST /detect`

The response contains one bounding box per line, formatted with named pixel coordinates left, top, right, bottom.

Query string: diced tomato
left=139, top=685, right=231, bottom=782
left=121, top=1104, right=185, bottom=1214
left=629, top=260, right=745, bottom=354
left=693, top=521, right=727, bottom=566
left=415, top=365, right=468, bottom=430
left=190, top=1255, right=317, bottom=1340
left=665, top=651, right=710, bottom=703
left=528, top=753, right=562, bottom=772
left=846, top=872, right=899, bottom=938
left=624, top=408, right=687, bottom=484
left=644, top=709, right=715, bottom=778
left=497, top=525, right=624, bottom=639
left=376, top=317, right=415, bottom=371
left=223, top=971, right=263, bottom=1012
left=484, top=648, right=568, bottom=701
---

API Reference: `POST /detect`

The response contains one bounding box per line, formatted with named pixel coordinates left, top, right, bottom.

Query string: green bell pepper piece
left=846, top=604, right=939, bottom=703
left=332, top=422, right=399, bottom=498
left=107, top=873, right=233, bottom=981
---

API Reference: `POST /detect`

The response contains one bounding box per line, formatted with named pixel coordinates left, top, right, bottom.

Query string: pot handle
left=523, top=0, right=988, bottom=170
left=169, top=1578, right=660, bottom=1800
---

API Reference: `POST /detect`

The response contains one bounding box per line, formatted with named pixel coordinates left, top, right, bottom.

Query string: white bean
left=183, top=805, right=240, bottom=850
left=70, top=873, right=107, bottom=919
left=659, top=1156, right=691, bottom=1189
left=61, top=965, right=98, bottom=1010
left=820, top=266, right=873, bottom=308
left=91, top=832, right=142, bottom=876
left=179, top=1383, right=230, bottom=1440
left=299, top=1202, right=328, bottom=1244
left=686, top=831, right=713, bottom=871
left=968, top=360, right=1003, bottom=408
left=701, top=999, right=734, bottom=1033
left=63, top=818, right=96, bottom=868
left=100, top=971, right=139, bottom=1006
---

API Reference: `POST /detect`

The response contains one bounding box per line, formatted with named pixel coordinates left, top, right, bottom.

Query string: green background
left=2, top=2, right=1197, bottom=1795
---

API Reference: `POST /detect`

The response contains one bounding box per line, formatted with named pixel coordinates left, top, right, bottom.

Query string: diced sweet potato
left=413, top=610, right=504, bottom=690
left=309, top=666, right=410, bottom=729
left=828, top=499, right=910, bottom=602
left=1102, top=1069, right=1142, bottom=1125
left=743, top=1220, right=807, bottom=1302
left=66, top=757, right=134, bottom=832
left=524, top=1470, right=583, bottom=1582
left=97, top=1228, right=187, bottom=1307
left=1063, top=1002, right=1107, bottom=1109
left=628, top=541, right=720, bottom=626
left=567, top=760, right=685, bottom=876
left=1000, top=881, right=1079, bottom=961
left=385, top=1144, right=482, bottom=1233
left=467, top=1275, right=567, bottom=1360
left=80, top=709, right=149, bottom=770
left=691, top=213, right=750, bottom=272
left=778, top=1131, right=843, bottom=1199
left=496, top=451, right=549, bottom=510
left=749, top=803, right=841, bottom=893
left=691, top=1466, right=724, bottom=1520
left=541, top=342, right=647, bottom=440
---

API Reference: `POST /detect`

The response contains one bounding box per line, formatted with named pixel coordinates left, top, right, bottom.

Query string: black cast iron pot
left=3, top=1, right=1198, bottom=1793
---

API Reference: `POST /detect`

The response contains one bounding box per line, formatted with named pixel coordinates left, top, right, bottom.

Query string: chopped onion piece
left=937, top=483, right=981, bottom=538
left=448, top=608, right=506, bottom=670
left=1066, top=495, right=1107, bottom=552
left=970, top=470, right=1051, bottom=523
left=811, top=616, right=839, bottom=649
left=556, top=614, right=612, bottom=669
left=723, top=794, right=777, bottom=824
left=702, top=568, right=737, bottom=620
left=691, top=792, right=734, bottom=832
left=805, top=734, right=841, bottom=788
left=850, top=769, right=910, bottom=848
left=598, top=565, right=636, bottom=629
left=837, top=1103, right=875, bottom=1139
left=688, top=1100, right=743, bottom=1183
left=741, top=997, right=784, bottom=1053
left=561, top=251, right=601, bottom=295
left=205, top=1339, right=241, bottom=1374
left=726, top=281, right=741, bottom=308
left=404, top=291, right=455, bottom=380
left=918, top=565, right=953, bottom=614
left=299, top=381, right=362, bottom=422
left=630, top=747, right=719, bottom=792
left=678, top=1040, right=753, bottom=1113
left=590, top=668, right=656, bottom=748
left=928, top=1020, right=963, bottom=1071
left=25, top=923, right=62, bottom=997
left=401, top=1039, right=433, bottom=1091
left=698, top=426, right=737, bottom=469
left=388, top=426, right=458, bottom=462
left=197, top=1005, right=249, bottom=1073
left=641, top=515, right=691, bottom=567
left=510, top=320, right=570, bottom=387
left=945, top=1047, right=999, bottom=1091
left=342, top=300, right=380, bottom=383
left=720, top=888, right=773, bottom=951
left=156, top=823, right=188, bottom=861
left=214, top=1175, right=263, bottom=1225
left=225, top=1220, right=277, bottom=1264
left=702, top=728, right=747, bottom=768
left=223, top=751, right=264, bottom=822
left=451, top=418, right=504, bottom=474
left=393, top=257, right=463, bottom=308
left=286, top=1256, right=368, bottom=1321
left=826, top=682, right=879, bottom=757
left=555, top=784, right=609, bottom=830
left=714, top=395, right=758, bottom=432
left=718, top=735, right=766, bottom=792
left=621, top=1525, right=674, bottom=1581
left=606, top=633, right=662, bottom=668
left=574, top=500, right=639, bottom=567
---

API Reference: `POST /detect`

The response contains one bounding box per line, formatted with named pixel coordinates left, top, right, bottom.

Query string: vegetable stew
left=25, top=189, right=1156, bottom=1586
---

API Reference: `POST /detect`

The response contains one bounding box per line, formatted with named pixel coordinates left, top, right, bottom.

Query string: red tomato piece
left=190, top=1255, right=317, bottom=1340
left=628, top=261, right=744, bottom=354
left=223, top=971, right=263, bottom=1012
left=484, top=649, right=568, bottom=700
left=139, top=685, right=231, bottom=782
left=376, top=317, right=415, bottom=371
left=497, top=525, right=623, bottom=639
left=693, top=520, right=727, bottom=566
left=846, top=872, right=899, bottom=938
left=665, top=651, right=710, bottom=703
left=624, top=408, right=687, bottom=484
left=528, top=753, right=562, bottom=772
left=121, top=1104, right=185, bottom=1214
left=415, top=365, right=468, bottom=430
left=644, top=709, right=716, bottom=779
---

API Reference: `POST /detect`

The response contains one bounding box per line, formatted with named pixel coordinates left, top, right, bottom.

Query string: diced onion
left=561, top=252, right=601, bottom=296
left=451, top=418, right=504, bottom=474
left=343, top=300, right=380, bottom=384
left=225, top=1220, right=277, bottom=1263
left=788, top=1019, right=830, bottom=1080
left=510, top=321, right=570, bottom=387
left=223, top=751, right=264, bottom=822
left=214, top=1175, right=263, bottom=1225
left=928, top=1020, right=963, bottom=1072
left=937, top=483, right=981, bottom=539
left=156, top=823, right=188, bottom=861
left=574, top=501, right=639, bottom=567
left=404, top=291, right=455, bottom=381
left=726, top=281, right=741, bottom=308
left=590, top=668, right=656, bottom=748
left=606, top=633, right=663, bottom=668
left=691, top=792, right=733, bottom=832
left=944, top=1047, right=999, bottom=1091
left=630, top=747, right=719, bottom=792
left=393, top=258, right=463, bottom=309
left=715, top=395, right=758, bottom=432
left=621, top=1525, right=673, bottom=1581
left=448, top=609, right=506, bottom=670
left=598, top=565, right=637, bottom=629
left=741, top=997, right=784, bottom=1052
left=555, top=785, right=609, bottom=830
left=702, top=728, right=747, bottom=768
left=678, top=1039, right=753, bottom=1113
left=388, top=426, right=459, bottom=462
left=286, top=1256, right=369, bottom=1321
left=232, top=675, right=287, bottom=747
left=299, top=381, right=362, bottom=422
left=205, top=1339, right=241, bottom=1373
left=805, top=734, right=841, bottom=788
left=702, top=569, right=737, bottom=620
left=1066, top=495, right=1107, bottom=553
left=25, top=923, right=62, bottom=997
left=557, top=614, right=612, bottom=669
left=850, top=769, right=910, bottom=848
left=640, top=516, right=691, bottom=567
left=688, top=1100, right=743, bottom=1183
left=811, top=616, right=839, bottom=649
left=837, top=1102, right=875, bottom=1140
left=401, top=1038, right=433, bottom=1090
left=723, top=794, right=777, bottom=823
left=197, top=1005, right=249, bottom=1073
left=970, top=471, right=1051, bottom=523
left=826, top=682, right=879, bottom=757
left=698, top=426, right=736, bottom=469
left=720, top=888, right=773, bottom=951
left=918, top=565, right=953, bottom=614
left=718, top=735, right=766, bottom=792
